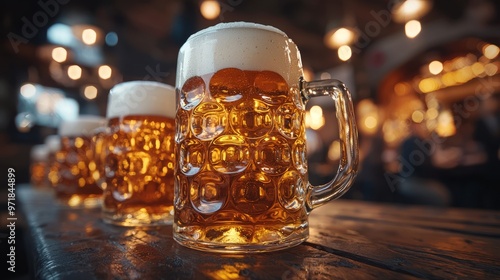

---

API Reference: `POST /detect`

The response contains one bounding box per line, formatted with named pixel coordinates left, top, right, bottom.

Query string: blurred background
left=1, top=0, right=499, bottom=210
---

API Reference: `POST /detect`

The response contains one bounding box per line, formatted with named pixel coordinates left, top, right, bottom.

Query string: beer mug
left=30, top=144, right=49, bottom=188
left=103, top=81, right=176, bottom=226
left=174, top=22, right=359, bottom=252
left=91, top=126, right=108, bottom=190
left=45, top=134, right=61, bottom=188
left=56, top=116, right=107, bottom=208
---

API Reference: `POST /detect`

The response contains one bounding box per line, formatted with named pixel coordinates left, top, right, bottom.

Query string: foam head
left=58, top=115, right=107, bottom=137
left=31, top=144, right=49, bottom=161
left=45, top=135, right=61, bottom=153
left=176, top=22, right=303, bottom=87
left=107, top=81, right=176, bottom=119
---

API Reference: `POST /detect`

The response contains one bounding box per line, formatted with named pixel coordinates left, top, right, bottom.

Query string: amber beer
left=55, top=116, right=107, bottom=208
left=30, top=144, right=49, bottom=188
left=176, top=68, right=309, bottom=248
left=174, top=22, right=359, bottom=253
left=103, top=81, right=176, bottom=226
left=45, top=135, right=61, bottom=188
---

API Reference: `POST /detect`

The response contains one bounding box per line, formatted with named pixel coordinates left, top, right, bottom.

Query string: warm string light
left=20, top=83, right=36, bottom=98
left=82, top=28, right=97, bottom=45
left=428, top=61, right=443, bottom=75
left=338, top=45, right=352, bottom=61
left=357, top=99, right=379, bottom=135
left=68, top=65, right=82, bottom=80
left=83, top=85, right=98, bottom=100
left=200, top=0, right=220, bottom=20
left=324, top=26, right=357, bottom=62
left=52, top=47, right=67, bottom=63
left=405, top=20, right=421, bottom=38
left=98, top=65, right=112, bottom=80
left=417, top=46, right=499, bottom=94
left=305, top=105, right=325, bottom=130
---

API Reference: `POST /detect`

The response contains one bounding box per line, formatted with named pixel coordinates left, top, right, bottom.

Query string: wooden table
left=18, top=185, right=500, bottom=279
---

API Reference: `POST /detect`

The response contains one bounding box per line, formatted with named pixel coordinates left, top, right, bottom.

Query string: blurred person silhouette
left=396, top=119, right=455, bottom=207
left=473, top=94, right=500, bottom=209
left=354, top=129, right=395, bottom=202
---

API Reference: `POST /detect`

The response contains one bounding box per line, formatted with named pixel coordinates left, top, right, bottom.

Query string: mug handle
left=300, top=77, right=359, bottom=212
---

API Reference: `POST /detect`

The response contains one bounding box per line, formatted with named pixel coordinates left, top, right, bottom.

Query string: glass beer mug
left=56, top=116, right=107, bottom=208
left=174, top=22, right=358, bottom=252
left=103, top=81, right=176, bottom=226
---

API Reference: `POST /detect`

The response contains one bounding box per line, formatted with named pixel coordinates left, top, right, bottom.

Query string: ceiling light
left=325, top=27, right=358, bottom=49
left=200, top=0, right=220, bottom=20
left=338, top=45, right=352, bottom=61
left=83, top=85, right=98, bottom=100
left=428, top=60, right=443, bottom=75
left=392, top=0, right=432, bottom=23
left=405, top=20, right=421, bottom=38
left=51, top=47, right=67, bottom=63
left=68, top=65, right=82, bottom=80
left=98, top=65, right=112, bottom=80
left=82, top=29, right=97, bottom=45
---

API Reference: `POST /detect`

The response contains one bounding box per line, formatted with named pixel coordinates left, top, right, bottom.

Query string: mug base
left=102, top=208, right=174, bottom=227
left=56, top=194, right=102, bottom=209
left=173, top=222, right=309, bottom=253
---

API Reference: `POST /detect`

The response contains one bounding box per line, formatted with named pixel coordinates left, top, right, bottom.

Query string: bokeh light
left=68, top=65, right=82, bottom=80
left=98, top=65, right=112, bottom=79
left=405, top=20, right=421, bottom=38
left=200, top=0, right=220, bottom=20
left=51, top=47, right=67, bottom=63
left=338, top=45, right=352, bottom=61
left=82, top=29, right=97, bottom=45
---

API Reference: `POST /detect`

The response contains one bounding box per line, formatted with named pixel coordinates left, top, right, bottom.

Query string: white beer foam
left=31, top=144, right=49, bottom=161
left=107, top=81, right=176, bottom=119
left=45, top=135, right=61, bottom=152
left=176, top=22, right=303, bottom=87
left=59, top=115, right=107, bottom=137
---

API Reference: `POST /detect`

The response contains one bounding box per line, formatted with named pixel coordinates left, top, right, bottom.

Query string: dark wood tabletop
left=18, top=185, right=500, bottom=279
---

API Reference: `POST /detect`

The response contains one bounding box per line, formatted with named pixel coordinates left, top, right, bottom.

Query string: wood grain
left=18, top=186, right=500, bottom=279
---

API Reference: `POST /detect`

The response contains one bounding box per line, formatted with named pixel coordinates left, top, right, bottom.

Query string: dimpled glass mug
left=174, top=22, right=359, bottom=253
left=103, top=81, right=176, bottom=226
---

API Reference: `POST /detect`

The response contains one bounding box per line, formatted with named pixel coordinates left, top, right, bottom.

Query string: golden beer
left=55, top=116, right=107, bottom=208
left=45, top=135, right=61, bottom=188
left=176, top=68, right=309, bottom=246
left=174, top=22, right=359, bottom=253
left=30, top=144, right=49, bottom=188
left=103, top=81, right=176, bottom=226
left=91, top=126, right=107, bottom=190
